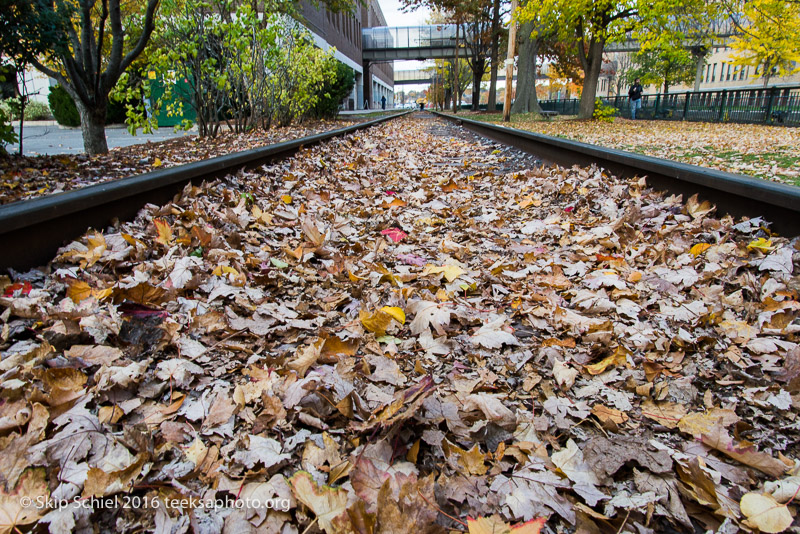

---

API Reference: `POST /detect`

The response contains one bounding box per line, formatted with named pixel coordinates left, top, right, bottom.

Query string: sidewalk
left=339, top=107, right=408, bottom=115
left=10, top=122, right=196, bottom=156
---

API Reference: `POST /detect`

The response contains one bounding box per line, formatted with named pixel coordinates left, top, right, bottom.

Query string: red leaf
left=381, top=227, right=408, bottom=243
left=4, top=281, right=32, bottom=297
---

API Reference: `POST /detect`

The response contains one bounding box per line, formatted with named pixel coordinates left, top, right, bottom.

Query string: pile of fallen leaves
left=469, top=113, right=800, bottom=187
left=0, top=120, right=357, bottom=206
left=1, top=115, right=800, bottom=534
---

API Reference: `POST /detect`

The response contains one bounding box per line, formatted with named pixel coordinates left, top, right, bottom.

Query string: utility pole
left=503, top=0, right=518, bottom=122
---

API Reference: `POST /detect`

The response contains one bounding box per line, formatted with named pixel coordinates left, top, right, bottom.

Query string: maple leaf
left=408, top=300, right=450, bottom=336
left=471, top=317, right=520, bottom=349
left=287, top=471, right=350, bottom=534
left=234, top=435, right=290, bottom=469
left=380, top=227, right=408, bottom=242
left=0, top=468, right=48, bottom=534
left=153, top=218, right=173, bottom=246
left=423, top=263, right=465, bottom=283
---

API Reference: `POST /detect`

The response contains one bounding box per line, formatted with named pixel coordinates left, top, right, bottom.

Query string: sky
left=378, top=0, right=430, bottom=26
left=377, top=0, right=433, bottom=92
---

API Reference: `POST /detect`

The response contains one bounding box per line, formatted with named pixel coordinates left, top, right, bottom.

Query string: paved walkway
left=10, top=123, right=196, bottom=156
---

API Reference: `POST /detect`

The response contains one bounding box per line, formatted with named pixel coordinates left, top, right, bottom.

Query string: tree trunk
left=512, top=21, right=542, bottom=114
left=453, top=23, right=460, bottom=113
left=471, top=57, right=486, bottom=111
left=692, top=48, right=707, bottom=92
left=487, top=0, right=502, bottom=112
left=76, top=100, right=109, bottom=155
left=578, top=39, right=604, bottom=119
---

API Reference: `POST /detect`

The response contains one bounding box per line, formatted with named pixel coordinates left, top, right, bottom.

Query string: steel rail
left=0, top=111, right=410, bottom=272
left=433, top=111, right=800, bottom=237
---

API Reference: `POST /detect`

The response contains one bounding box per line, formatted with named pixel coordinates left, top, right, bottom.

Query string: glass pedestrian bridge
left=362, top=25, right=463, bottom=61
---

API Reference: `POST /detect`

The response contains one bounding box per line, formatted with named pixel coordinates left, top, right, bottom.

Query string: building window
left=711, top=63, right=716, bottom=82
left=705, top=64, right=710, bottom=82
left=740, top=67, right=745, bottom=80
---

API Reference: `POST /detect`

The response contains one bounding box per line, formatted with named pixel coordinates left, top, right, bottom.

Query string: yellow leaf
left=359, top=310, right=393, bottom=336
left=154, top=218, right=173, bottom=246
left=585, top=346, right=629, bottom=375
left=347, top=270, right=365, bottom=282
left=152, top=157, right=163, bottom=167
left=690, top=243, right=712, bottom=256
left=747, top=237, right=774, bottom=252
left=281, top=195, right=292, bottom=204
left=287, top=471, right=349, bottom=533
left=67, top=281, right=92, bottom=303
left=212, top=265, right=239, bottom=277
left=379, top=306, right=405, bottom=325
left=94, top=287, right=113, bottom=301
left=122, top=233, right=145, bottom=247
left=740, top=493, right=793, bottom=533
left=423, top=263, right=465, bottom=283
left=185, top=438, right=208, bottom=465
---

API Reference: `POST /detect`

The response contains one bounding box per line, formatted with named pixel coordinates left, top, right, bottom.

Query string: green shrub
left=0, top=99, right=16, bottom=121
left=48, top=84, right=80, bottom=126
left=312, top=61, right=355, bottom=119
left=23, top=100, right=51, bottom=120
left=593, top=98, right=616, bottom=122
left=0, top=104, right=18, bottom=154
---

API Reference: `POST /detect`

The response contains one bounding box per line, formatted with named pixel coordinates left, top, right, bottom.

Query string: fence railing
left=539, top=85, right=800, bottom=126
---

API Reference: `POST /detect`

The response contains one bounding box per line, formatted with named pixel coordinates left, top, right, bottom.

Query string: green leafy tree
left=125, top=1, right=335, bottom=135
left=634, top=0, right=723, bottom=91
left=519, top=0, right=639, bottom=118
left=725, top=0, right=800, bottom=86
left=629, top=44, right=696, bottom=93
left=15, top=0, right=160, bottom=155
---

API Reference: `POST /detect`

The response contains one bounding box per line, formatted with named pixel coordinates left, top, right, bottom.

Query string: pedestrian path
left=10, top=123, right=195, bottom=156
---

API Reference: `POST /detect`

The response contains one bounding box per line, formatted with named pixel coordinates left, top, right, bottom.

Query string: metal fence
left=539, top=85, right=800, bottom=126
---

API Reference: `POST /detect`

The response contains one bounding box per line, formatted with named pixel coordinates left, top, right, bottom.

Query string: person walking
left=381, top=95, right=387, bottom=110
left=628, top=78, right=643, bottom=120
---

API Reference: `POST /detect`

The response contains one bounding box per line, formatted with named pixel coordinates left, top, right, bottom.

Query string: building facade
left=299, top=0, right=394, bottom=109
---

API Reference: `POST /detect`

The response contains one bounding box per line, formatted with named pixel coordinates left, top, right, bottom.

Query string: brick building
left=299, top=0, right=394, bottom=109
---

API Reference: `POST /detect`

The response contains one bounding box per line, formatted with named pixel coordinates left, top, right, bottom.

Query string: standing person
left=628, top=78, right=643, bottom=120
left=381, top=95, right=386, bottom=110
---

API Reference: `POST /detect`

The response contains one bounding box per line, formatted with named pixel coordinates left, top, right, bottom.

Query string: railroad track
left=3, top=109, right=798, bottom=272
left=434, top=111, right=800, bottom=237
left=0, top=112, right=410, bottom=272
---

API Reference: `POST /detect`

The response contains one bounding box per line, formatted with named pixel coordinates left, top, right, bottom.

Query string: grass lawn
left=454, top=111, right=800, bottom=186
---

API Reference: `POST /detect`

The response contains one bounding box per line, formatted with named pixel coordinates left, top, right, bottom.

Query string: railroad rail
left=0, top=112, right=410, bottom=272
left=3, top=109, right=799, bottom=272
left=434, top=111, right=800, bottom=237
